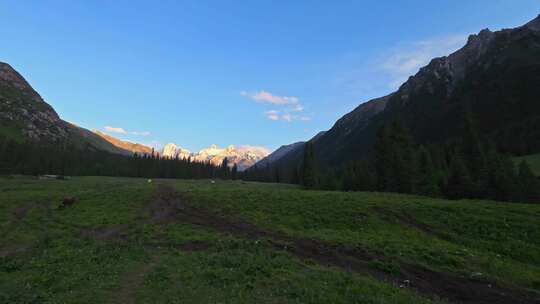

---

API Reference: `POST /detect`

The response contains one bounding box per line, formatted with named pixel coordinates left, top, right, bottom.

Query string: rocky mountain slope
left=94, top=130, right=153, bottom=155
left=253, top=141, right=305, bottom=168
left=0, top=62, right=268, bottom=170
left=271, top=14, right=540, bottom=169
left=0, top=62, right=130, bottom=155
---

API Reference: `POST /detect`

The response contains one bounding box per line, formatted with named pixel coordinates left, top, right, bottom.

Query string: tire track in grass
left=153, top=184, right=540, bottom=304
left=116, top=255, right=161, bottom=304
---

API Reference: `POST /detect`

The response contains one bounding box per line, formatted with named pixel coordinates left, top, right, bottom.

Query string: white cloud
left=291, top=104, right=304, bottom=112
left=242, top=90, right=311, bottom=122
left=241, top=90, right=299, bottom=105
left=104, top=126, right=127, bottom=134
left=264, top=109, right=310, bottom=122
left=103, top=126, right=150, bottom=136
left=131, top=131, right=151, bottom=136
left=380, top=34, right=467, bottom=89
left=265, top=110, right=280, bottom=121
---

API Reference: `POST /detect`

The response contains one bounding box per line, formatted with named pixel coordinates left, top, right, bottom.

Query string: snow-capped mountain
left=161, top=143, right=270, bottom=171
left=162, top=143, right=192, bottom=160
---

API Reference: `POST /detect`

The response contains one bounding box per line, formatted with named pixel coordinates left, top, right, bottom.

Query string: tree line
left=244, top=118, right=540, bottom=204
left=0, top=134, right=235, bottom=180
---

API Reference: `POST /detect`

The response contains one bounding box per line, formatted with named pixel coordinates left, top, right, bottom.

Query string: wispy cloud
left=104, top=126, right=127, bottom=134
left=241, top=90, right=310, bottom=122
left=264, top=109, right=310, bottom=122
left=265, top=110, right=280, bottom=121
left=330, top=33, right=468, bottom=100
left=131, top=131, right=151, bottom=136
left=380, top=34, right=467, bottom=89
left=240, top=90, right=299, bottom=105
left=103, top=126, right=151, bottom=136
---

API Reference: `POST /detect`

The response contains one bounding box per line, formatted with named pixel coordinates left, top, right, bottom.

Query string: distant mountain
left=271, top=14, right=540, bottom=170
left=93, top=130, right=153, bottom=155
left=0, top=62, right=130, bottom=155
left=162, top=143, right=270, bottom=171
left=252, top=131, right=331, bottom=169
left=253, top=141, right=305, bottom=168
left=162, top=143, right=192, bottom=160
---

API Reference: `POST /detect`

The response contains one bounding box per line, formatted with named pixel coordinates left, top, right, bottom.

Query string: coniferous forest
left=244, top=118, right=540, bottom=204
left=3, top=122, right=538, bottom=204
left=0, top=134, right=235, bottom=180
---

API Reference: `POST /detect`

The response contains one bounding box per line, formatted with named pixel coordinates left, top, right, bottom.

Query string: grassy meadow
left=1, top=176, right=539, bottom=303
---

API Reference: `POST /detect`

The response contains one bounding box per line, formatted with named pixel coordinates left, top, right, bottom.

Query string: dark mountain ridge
left=273, top=14, right=540, bottom=170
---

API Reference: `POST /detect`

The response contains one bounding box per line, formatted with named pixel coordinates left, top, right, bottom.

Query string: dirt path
left=152, top=183, right=540, bottom=304
left=115, top=255, right=161, bottom=304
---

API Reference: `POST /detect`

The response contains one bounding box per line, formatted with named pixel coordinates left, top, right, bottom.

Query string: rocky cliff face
left=0, top=62, right=70, bottom=141
left=0, top=62, right=130, bottom=154
left=253, top=141, right=305, bottom=168
left=94, top=130, right=153, bottom=155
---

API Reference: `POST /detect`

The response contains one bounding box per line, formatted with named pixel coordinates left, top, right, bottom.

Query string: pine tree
left=220, top=158, right=229, bottom=179
left=374, top=124, right=392, bottom=191
left=518, top=160, right=540, bottom=203
left=446, top=153, right=474, bottom=199
left=341, top=164, right=357, bottom=191
left=231, top=164, right=238, bottom=180
left=389, top=121, right=416, bottom=194
left=416, top=146, right=440, bottom=196
left=301, top=142, right=317, bottom=189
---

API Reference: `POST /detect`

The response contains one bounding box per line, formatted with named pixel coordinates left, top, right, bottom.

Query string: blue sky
left=1, top=1, right=539, bottom=151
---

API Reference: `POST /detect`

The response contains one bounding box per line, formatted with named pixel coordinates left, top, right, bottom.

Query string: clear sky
left=1, top=1, right=539, bottom=151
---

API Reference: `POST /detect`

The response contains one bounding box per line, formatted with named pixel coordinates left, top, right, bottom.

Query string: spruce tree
left=220, top=158, right=229, bottom=179
left=446, top=153, right=474, bottom=199
left=416, top=146, right=440, bottom=196
left=518, top=160, right=540, bottom=203
left=374, top=124, right=392, bottom=191
left=390, top=121, right=416, bottom=194
left=231, top=163, right=238, bottom=180
left=301, top=142, right=317, bottom=189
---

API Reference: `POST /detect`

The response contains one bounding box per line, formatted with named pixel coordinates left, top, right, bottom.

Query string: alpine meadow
left=1, top=2, right=540, bottom=304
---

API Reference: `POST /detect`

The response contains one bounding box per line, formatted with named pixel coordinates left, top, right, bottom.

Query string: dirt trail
left=116, top=255, right=161, bottom=304
left=152, top=183, right=540, bottom=304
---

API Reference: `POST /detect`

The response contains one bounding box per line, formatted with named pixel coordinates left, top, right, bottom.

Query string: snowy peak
left=162, top=143, right=191, bottom=159
left=161, top=143, right=270, bottom=171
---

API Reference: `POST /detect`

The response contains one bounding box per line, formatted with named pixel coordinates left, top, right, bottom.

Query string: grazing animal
left=148, top=179, right=153, bottom=183
left=61, top=197, right=76, bottom=208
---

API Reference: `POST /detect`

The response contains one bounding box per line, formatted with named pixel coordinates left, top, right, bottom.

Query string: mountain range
left=0, top=62, right=269, bottom=170
left=255, top=14, right=540, bottom=171
left=161, top=143, right=269, bottom=171
left=3, top=14, right=540, bottom=174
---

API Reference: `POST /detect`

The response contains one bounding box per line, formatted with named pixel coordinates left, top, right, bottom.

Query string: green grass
left=515, top=153, right=540, bottom=176
left=1, top=176, right=539, bottom=303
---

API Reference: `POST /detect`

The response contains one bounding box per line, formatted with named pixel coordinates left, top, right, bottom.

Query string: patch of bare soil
left=143, top=240, right=210, bottom=252
left=0, top=244, right=31, bottom=258
left=152, top=184, right=540, bottom=304
left=373, top=207, right=436, bottom=235
left=80, top=225, right=129, bottom=242
left=116, top=255, right=161, bottom=304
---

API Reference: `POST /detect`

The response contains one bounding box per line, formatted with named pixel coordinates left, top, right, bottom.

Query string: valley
left=1, top=176, right=539, bottom=303
left=2, top=4, right=540, bottom=304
